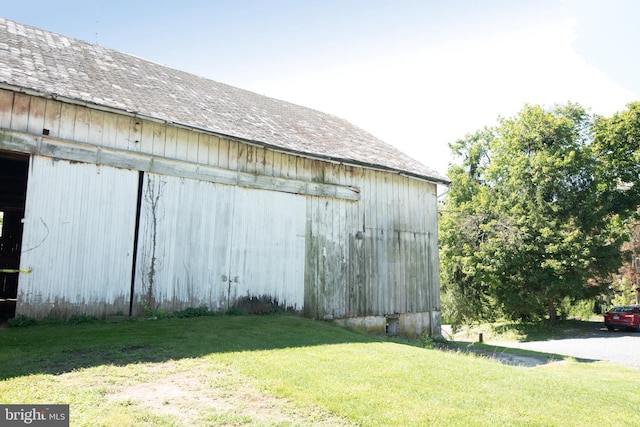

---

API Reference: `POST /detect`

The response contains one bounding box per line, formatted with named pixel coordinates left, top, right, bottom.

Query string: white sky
left=2, top=0, right=638, bottom=178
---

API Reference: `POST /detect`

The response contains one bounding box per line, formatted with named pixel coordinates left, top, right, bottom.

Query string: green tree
left=592, top=102, right=640, bottom=217
left=592, top=102, right=640, bottom=307
left=440, top=103, right=633, bottom=324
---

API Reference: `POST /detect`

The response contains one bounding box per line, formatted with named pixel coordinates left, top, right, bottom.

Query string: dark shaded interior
left=0, top=152, right=28, bottom=321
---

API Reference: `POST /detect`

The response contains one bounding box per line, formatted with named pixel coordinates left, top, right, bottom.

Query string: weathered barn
left=0, top=18, right=448, bottom=336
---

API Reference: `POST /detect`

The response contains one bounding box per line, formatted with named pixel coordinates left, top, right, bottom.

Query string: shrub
left=68, top=314, right=99, bottom=325
left=7, top=315, right=38, bottom=328
left=172, top=306, right=211, bottom=318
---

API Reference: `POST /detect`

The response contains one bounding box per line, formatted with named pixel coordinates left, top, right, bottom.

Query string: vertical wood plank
left=264, top=150, right=278, bottom=177
left=114, top=115, right=131, bottom=151
left=58, top=103, right=77, bottom=140
left=217, top=137, right=230, bottom=169
left=197, top=133, right=210, bottom=165
left=320, top=163, right=341, bottom=318
left=360, top=169, right=372, bottom=315
left=296, top=157, right=311, bottom=181
left=0, top=89, right=14, bottom=128
left=130, top=118, right=142, bottom=152
left=404, top=177, right=417, bottom=312
left=364, top=170, right=376, bottom=314
left=10, top=92, right=30, bottom=132
left=186, top=130, right=199, bottom=163
left=207, top=135, right=220, bottom=167
left=252, top=146, right=265, bottom=175
left=73, top=105, right=90, bottom=143
left=381, top=175, right=391, bottom=315
left=164, top=125, right=177, bottom=159
left=338, top=197, right=348, bottom=318
left=353, top=167, right=367, bottom=315
left=88, top=109, right=105, bottom=146
left=374, top=171, right=385, bottom=315
left=228, top=139, right=239, bottom=171
left=392, top=174, right=404, bottom=314
left=100, top=111, right=118, bottom=149
left=287, top=154, right=297, bottom=179
left=281, top=152, right=291, bottom=179
left=428, top=182, right=439, bottom=314
left=395, top=175, right=406, bottom=314
left=152, top=121, right=167, bottom=157
left=308, top=158, right=322, bottom=183
left=374, top=172, right=384, bottom=315
left=316, top=196, right=329, bottom=317
left=237, top=142, right=248, bottom=172
left=327, top=198, right=338, bottom=317
left=43, top=99, right=62, bottom=138
left=417, top=182, right=430, bottom=313
left=384, top=173, right=402, bottom=314
left=175, top=128, right=189, bottom=161
left=263, top=148, right=274, bottom=177
left=271, top=151, right=283, bottom=178
left=26, top=96, right=46, bottom=135
left=304, top=196, right=318, bottom=318
left=138, top=119, right=154, bottom=155
left=416, top=180, right=428, bottom=313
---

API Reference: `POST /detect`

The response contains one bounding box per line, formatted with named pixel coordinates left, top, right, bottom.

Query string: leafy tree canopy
left=441, top=102, right=640, bottom=323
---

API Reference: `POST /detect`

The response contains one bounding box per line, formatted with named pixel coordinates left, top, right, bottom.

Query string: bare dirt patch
left=60, top=361, right=352, bottom=426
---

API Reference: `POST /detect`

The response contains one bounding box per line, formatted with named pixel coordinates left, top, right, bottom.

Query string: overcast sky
left=2, top=0, right=638, bottom=177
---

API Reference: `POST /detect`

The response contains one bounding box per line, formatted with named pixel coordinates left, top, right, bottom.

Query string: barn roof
left=0, top=17, right=448, bottom=184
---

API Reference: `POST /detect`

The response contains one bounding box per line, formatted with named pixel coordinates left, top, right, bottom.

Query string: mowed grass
left=0, top=314, right=638, bottom=426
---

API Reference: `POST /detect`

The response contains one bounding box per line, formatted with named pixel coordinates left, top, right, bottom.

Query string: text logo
left=1, top=405, right=69, bottom=426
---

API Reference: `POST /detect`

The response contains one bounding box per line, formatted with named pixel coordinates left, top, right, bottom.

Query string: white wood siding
left=306, top=169, right=439, bottom=320
left=2, top=89, right=441, bottom=332
left=17, top=156, right=138, bottom=318
left=0, top=89, right=359, bottom=202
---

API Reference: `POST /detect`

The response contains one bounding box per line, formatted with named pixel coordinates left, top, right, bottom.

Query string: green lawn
left=0, top=314, right=637, bottom=426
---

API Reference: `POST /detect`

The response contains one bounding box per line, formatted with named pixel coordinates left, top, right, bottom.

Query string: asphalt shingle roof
left=0, top=17, right=448, bottom=184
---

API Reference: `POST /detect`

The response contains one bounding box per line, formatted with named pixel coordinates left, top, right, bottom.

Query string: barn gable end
left=0, top=18, right=445, bottom=337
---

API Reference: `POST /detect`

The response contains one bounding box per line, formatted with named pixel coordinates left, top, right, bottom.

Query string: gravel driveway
left=488, top=324, right=640, bottom=368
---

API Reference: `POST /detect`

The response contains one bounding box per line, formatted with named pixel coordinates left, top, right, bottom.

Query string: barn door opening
left=0, top=152, right=29, bottom=321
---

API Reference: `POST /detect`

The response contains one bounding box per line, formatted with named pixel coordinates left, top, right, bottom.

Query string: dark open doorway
left=0, top=152, right=29, bottom=321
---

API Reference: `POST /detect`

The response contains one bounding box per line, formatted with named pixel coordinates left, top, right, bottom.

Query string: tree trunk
left=548, top=298, right=557, bottom=323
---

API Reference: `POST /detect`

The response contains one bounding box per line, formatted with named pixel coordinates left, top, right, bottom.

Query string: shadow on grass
left=0, top=314, right=382, bottom=380
left=441, top=339, right=600, bottom=366
left=489, top=318, right=629, bottom=342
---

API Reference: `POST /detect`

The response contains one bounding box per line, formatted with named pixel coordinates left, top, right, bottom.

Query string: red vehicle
left=604, top=305, right=640, bottom=331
